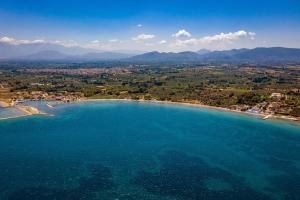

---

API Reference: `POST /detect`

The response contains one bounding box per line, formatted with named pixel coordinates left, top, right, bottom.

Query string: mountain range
left=0, top=41, right=300, bottom=65
left=0, top=42, right=136, bottom=61
left=18, top=50, right=132, bottom=61
left=128, top=47, right=300, bottom=64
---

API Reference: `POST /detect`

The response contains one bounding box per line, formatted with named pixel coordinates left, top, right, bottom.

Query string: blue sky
left=0, top=0, right=299, bottom=51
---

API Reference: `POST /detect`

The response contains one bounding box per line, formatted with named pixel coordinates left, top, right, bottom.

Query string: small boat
left=262, top=115, right=272, bottom=120
left=46, top=103, right=54, bottom=108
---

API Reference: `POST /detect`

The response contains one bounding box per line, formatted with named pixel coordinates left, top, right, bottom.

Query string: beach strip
left=82, top=98, right=299, bottom=123
left=0, top=105, right=46, bottom=121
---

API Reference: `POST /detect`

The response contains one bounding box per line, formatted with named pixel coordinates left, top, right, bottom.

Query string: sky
left=0, top=0, right=300, bottom=52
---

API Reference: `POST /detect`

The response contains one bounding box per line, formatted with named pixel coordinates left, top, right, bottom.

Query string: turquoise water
left=0, top=101, right=300, bottom=200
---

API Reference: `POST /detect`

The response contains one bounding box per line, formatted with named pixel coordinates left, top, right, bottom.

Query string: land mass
left=1, top=47, right=300, bottom=65
left=0, top=63, right=299, bottom=122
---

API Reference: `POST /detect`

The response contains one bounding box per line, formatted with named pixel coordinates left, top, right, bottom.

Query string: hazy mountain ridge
left=1, top=43, right=300, bottom=64
left=0, top=42, right=135, bottom=60
left=127, top=47, right=300, bottom=64
left=0, top=43, right=95, bottom=59
left=11, top=50, right=133, bottom=61
left=126, top=51, right=202, bottom=63
left=197, top=49, right=211, bottom=55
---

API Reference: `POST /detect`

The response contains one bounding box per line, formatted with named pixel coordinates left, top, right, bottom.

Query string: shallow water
left=0, top=101, right=299, bottom=200
left=0, top=107, right=26, bottom=119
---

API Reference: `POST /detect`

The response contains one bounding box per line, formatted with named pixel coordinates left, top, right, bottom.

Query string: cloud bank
left=174, top=30, right=255, bottom=47
left=0, top=36, right=45, bottom=45
left=0, top=36, right=79, bottom=47
left=0, top=30, right=256, bottom=52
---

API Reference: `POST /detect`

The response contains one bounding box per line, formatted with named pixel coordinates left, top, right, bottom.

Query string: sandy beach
left=81, top=98, right=299, bottom=123
left=16, top=105, right=41, bottom=115
left=0, top=98, right=298, bottom=123
left=0, top=100, right=14, bottom=108
left=0, top=104, right=46, bottom=121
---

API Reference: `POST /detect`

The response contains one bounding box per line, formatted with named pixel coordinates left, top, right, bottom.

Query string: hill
left=126, top=47, right=300, bottom=65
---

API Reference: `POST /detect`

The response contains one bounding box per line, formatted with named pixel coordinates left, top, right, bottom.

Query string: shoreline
left=0, top=105, right=47, bottom=121
left=81, top=98, right=299, bottom=123
left=0, top=98, right=299, bottom=124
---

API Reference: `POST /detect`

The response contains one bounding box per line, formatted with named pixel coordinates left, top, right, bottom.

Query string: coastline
left=0, top=98, right=299, bottom=124
left=81, top=98, right=299, bottom=123
left=0, top=104, right=47, bottom=121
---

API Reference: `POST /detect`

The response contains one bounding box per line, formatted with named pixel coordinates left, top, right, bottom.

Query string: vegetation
left=0, top=65, right=299, bottom=117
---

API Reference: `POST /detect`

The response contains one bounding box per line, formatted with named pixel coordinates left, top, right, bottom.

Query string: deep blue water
left=0, top=101, right=300, bottom=200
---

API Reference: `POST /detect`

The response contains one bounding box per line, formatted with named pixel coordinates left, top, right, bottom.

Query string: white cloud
left=0, top=36, right=15, bottom=44
left=0, top=36, right=45, bottom=45
left=52, top=40, right=79, bottom=47
left=0, top=30, right=257, bottom=52
left=108, top=39, right=119, bottom=42
left=137, top=24, right=143, bottom=27
left=173, top=30, right=256, bottom=48
left=0, top=36, right=80, bottom=47
left=174, top=38, right=198, bottom=46
left=132, top=33, right=155, bottom=41
left=172, top=29, right=192, bottom=38
left=249, top=32, right=256, bottom=40
left=200, top=30, right=248, bottom=43
left=158, top=40, right=167, bottom=44
left=84, top=40, right=102, bottom=49
left=91, top=40, right=100, bottom=44
left=145, top=43, right=154, bottom=46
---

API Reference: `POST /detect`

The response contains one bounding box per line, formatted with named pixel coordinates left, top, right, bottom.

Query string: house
left=270, top=93, right=284, bottom=99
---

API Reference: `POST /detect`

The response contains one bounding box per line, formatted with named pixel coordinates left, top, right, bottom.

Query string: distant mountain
left=79, top=52, right=132, bottom=60
left=9, top=50, right=132, bottom=62
left=126, top=47, right=300, bottom=65
left=127, top=51, right=201, bottom=63
left=1, top=45, right=300, bottom=64
left=197, top=49, right=211, bottom=55
left=0, top=43, right=93, bottom=59
left=235, top=47, right=300, bottom=62
left=200, top=47, right=300, bottom=64
left=0, top=42, right=136, bottom=60
left=19, top=50, right=70, bottom=61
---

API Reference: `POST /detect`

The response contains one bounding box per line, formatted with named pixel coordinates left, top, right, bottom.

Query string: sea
left=0, top=100, right=299, bottom=200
